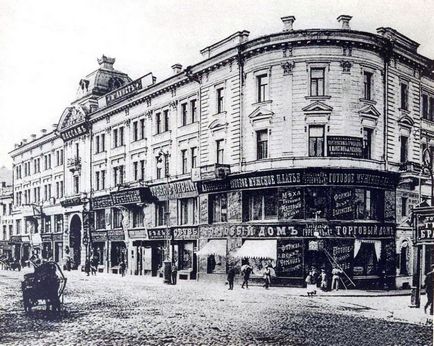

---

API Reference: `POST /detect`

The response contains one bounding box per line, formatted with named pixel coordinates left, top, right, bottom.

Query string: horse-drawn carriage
left=21, top=260, right=67, bottom=313
left=0, top=258, right=21, bottom=271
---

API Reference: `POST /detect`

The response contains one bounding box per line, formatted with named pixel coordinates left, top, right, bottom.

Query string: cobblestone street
left=0, top=269, right=432, bottom=345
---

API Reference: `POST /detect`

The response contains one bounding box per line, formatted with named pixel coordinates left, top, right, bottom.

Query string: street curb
left=298, top=293, right=411, bottom=298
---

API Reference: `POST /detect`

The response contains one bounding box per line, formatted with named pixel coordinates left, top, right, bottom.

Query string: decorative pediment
left=248, top=106, right=274, bottom=122
left=58, top=105, right=88, bottom=131
left=358, top=104, right=381, bottom=118
left=398, top=114, right=415, bottom=128
left=302, top=101, right=333, bottom=113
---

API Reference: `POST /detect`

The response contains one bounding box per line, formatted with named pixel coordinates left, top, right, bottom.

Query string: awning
left=196, top=239, right=227, bottom=257
left=233, top=239, right=277, bottom=260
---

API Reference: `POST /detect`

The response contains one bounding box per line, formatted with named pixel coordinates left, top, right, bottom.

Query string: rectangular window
left=16, top=220, right=21, bottom=235
left=257, top=74, right=268, bottom=103
left=363, top=128, right=373, bottom=159
left=113, top=128, right=118, bottom=147
left=190, top=99, right=197, bottom=123
left=113, top=167, right=118, bottom=185
left=140, top=160, right=145, bottom=180
left=401, top=83, right=409, bottom=110
left=217, top=87, right=224, bottom=113
left=133, top=162, right=138, bottom=181
left=100, top=171, right=105, bottom=190
left=119, top=165, right=125, bottom=185
left=55, top=215, right=63, bottom=233
left=422, top=94, right=429, bottom=119
left=96, top=171, right=100, bottom=190
left=140, top=118, right=145, bottom=139
left=401, top=197, right=408, bottom=217
left=181, top=149, right=188, bottom=174
left=191, top=147, right=197, bottom=169
left=74, top=176, right=79, bottom=194
left=95, top=135, right=100, bottom=153
left=309, top=126, right=325, bottom=157
left=164, top=110, right=169, bottom=132
left=210, top=193, right=227, bottom=223
left=310, top=68, right=325, bottom=96
left=363, top=71, right=373, bottom=100
left=216, top=139, right=224, bottom=164
left=95, top=210, right=106, bottom=230
left=132, top=121, right=138, bottom=141
left=156, top=165, right=162, bottom=180
left=246, top=189, right=278, bottom=221
left=256, top=130, right=268, bottom=160
left=400, top=136, right=408, bottom=163
left=430, top=97, right=434, bottom=122
left=181, top=103, right=188, bottom=126
left=156, top=201, right=168, bottom=226
left=133, top=208, right=144, bottom=228
left=179, top=199, right=189, bottom=225
left=112, top=208, right=122, bottom=229
left=119, top=127, right=124, bottom=145
left=156, top=112, right=162, bottom=134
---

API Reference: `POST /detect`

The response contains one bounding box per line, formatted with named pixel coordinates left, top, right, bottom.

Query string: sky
left=0, top=0, right=433, bottom=168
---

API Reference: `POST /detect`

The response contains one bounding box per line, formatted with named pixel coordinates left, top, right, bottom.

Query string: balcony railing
left=67, top=157, right=81, bottom=172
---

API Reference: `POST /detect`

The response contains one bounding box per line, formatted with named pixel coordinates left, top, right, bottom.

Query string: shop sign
left=147, top=228, right=170, bottom=240
left=91, top=231, right=108, bottom=242
left=327, top=136, right=363, bottom=158
left=106, top=79, right=143, bottom=106
left=199, top=223, right=396, bottom=239
left=276, top=239, right=304, bottom=278
left=149, top=180, right=198, bottom=200
left=92, top=195, right=113, bottom=209
left=8, top=235, right=30, bottom=244
left=107, top=229, right=125, bottom=241
left=417, top=215, right=434, bottom=242
left=111, top=188, right=144, bottom=205
left=60, top=197, right=82, bottom=208
left=41, top=234, right=52, bottom=242
left=199, top=168, right=399, bottom=193
left=173, top=227, right=199, bottom=240
left=128, top=229, right=148, bottom=239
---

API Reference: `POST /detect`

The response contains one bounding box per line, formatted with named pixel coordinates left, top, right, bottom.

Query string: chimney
left=97, top=55, right=115, bottom=70
left=337, top=15, right=352, bottom=30
left=171, top=64, right=182, bottom=75
left=52, top=124, right=58, bottom=130
left=281, top=16, right=296, bottom=32
left=41, top=129, right=47, bottom=135
left=14, top=144, right=19, bottom=148
left=22, top=139, right=27, bottom=144
left=31, top=134, right=37, bottom=140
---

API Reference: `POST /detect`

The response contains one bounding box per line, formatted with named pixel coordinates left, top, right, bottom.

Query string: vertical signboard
left=276, top=239, right=304, bottom=277
left=278, top=188, right=304, bottom=220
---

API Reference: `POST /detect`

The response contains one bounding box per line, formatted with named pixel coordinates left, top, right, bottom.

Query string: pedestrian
left=84, top=259, right=91, bottom=276
left=332, top=266, right=342, bottom=291
left=320, top=268, right=328, bottom=291
left=241, top=262, right=253, bottom=289
left=171, top=262, right=178, bottom=285
left=227, top=266, right=236, bottom=290
left=306, top=270, right=317, bottom=296
left=423, top=264, right=434, bottom=315
left=263, top=264, right=272, bottom=289
left=119, top=260, right=126, bottom=277
left=91, top=255, right=98, bottom=275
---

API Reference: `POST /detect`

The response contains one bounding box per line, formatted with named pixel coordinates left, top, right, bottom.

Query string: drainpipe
left=383, top=49, right=389, bottom=171
left=237, top=46, right=245, bottom=172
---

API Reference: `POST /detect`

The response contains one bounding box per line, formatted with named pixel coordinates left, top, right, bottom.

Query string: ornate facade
left=7, top=15, right=434, bottom=288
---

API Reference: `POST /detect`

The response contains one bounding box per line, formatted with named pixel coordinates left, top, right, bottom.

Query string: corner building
left=9, top=15, right=434, bottom=288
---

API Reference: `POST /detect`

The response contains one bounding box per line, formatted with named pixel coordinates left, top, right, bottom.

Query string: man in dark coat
left=424, top=265, right=434, bottom=315
left=227, top=266, right=236, bottom=290
left=241, top=263, right=253, bottom=289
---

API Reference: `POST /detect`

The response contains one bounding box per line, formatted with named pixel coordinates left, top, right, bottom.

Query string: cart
left=21, top=261, right=67, bottom=313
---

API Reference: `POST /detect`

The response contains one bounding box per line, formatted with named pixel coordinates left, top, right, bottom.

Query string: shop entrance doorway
left=69, top=215, right=82, bottom=270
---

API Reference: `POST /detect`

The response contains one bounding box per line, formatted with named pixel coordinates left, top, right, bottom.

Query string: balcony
left=67, top=157, right=81, bottom=172
left=192, top=163, right=231, bottom=182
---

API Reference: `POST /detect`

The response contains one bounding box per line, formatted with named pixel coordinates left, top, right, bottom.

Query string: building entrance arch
left=69, top=215, right=82, bottom=269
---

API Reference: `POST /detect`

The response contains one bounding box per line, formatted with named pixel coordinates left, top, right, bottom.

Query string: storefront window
left=206, top=254, right=225, bottom=274
left=245, top=189, right=278, bottom=221
left=55, top=215, right=63, bottom=233
left=354, top=189, right=384, bottom=221
left=44, top=217, right=51, bottom=233
left=210, top=193, right=227, bottom=223
left=112, top=208, right=123, bottom=229
left=178, top=198, right=198, bottom=225
left=176, top=241, right=194, bottom=270
left=95, top=210, right=106, bottom=230
left=305, top=188, right=328, bottom=219
left=353, top=240, right=381, bottom=276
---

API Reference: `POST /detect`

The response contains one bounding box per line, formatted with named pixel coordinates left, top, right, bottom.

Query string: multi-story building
left=0, top=182, right=13, bottom=259
left=7, top=15, right=434, bottom=288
